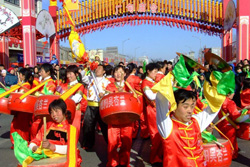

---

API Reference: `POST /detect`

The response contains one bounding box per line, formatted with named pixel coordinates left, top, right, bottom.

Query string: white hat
left=1, top=69, right=6, bottom=74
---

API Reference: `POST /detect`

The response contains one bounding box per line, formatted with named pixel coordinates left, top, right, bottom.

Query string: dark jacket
left=5, top=72, right=18, bottom=87
left=0, top=76, right=5, bottom=88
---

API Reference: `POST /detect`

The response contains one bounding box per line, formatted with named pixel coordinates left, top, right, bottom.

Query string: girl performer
left=31, top=63, right=57, bottom=140
left=141, top=63, right=163, bottom=164
left=10, top=68, right=34, bottom=146
left=126, top=63, right=148, bottom=139
left=105, top=65, right=133, bottom=167
left=155, top=61, right=166, bottom=83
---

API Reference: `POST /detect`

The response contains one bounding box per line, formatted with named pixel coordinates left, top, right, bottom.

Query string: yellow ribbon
left=0, top=84, right=20, bottom=98
left=19, top=79, right=53, bottom=100
left=60, top=83, right=82, bottom=101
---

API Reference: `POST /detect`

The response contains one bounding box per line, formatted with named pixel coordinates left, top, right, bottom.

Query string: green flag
left=0, top=87, right=10, bottom=98
left=143, top=60, right=147, bottom=73
left=213, top=70, right=235, bottom=95
left=202, top=130, right=217, bottom=143
left=12, top=132, right=47, bottom=166
left=172, top=55, right=199, bottom=88
left=43, top=82, right=53, bottom=95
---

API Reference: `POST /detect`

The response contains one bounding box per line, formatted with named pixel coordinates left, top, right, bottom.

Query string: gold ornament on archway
left=64, top=0, right=79, bottom=11
left=50, top=0, right=57, bottom=6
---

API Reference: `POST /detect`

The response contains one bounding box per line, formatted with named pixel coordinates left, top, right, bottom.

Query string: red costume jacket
left=31, top=120, right=70, bottom=147
left=162, top=117, right=205, bottom=167
left=155, top=72, right=165, bottom=83
left=217, top=97, right=242, bottom=159
left=240, top=88, right=250, bottom=108
left=126, top=74, right=142, bottom=92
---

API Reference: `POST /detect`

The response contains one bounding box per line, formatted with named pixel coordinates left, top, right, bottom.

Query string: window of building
left=4, top=0, right=20, bottom=6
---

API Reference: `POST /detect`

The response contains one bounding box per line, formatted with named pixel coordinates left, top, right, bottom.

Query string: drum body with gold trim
left=203, top=138, right=232, bottom=167
left=0, top=97, right=11, bottom=115
left=99, top=92, right=141, bottom=125
left=8, top=93, right=37, bottom=113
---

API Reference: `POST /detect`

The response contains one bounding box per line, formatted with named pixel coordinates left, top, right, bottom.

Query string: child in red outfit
left=29, top=99, right=81, bottom=166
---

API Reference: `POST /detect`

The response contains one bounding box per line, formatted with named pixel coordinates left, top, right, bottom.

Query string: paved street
left=1, top=114, right=250, bottom=167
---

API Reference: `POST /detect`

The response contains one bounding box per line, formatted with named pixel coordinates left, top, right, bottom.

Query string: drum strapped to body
left=99, top=92, right=141, bottom=125
left=236, top=122, right=250, bottom=140
left=17, top=156, right=66, bottom=167
left=8, top=93, right=37, bottom=113
left=203, top=138, right=232, bottom=167
left=34, top=95, right=76, bottom=123
left=0, top=97, right=11, bottom=115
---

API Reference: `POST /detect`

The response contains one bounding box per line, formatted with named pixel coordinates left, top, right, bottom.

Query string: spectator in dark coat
left=5, top=68, right=18, bottom=87
left=0, top=72, right=5, bottom=89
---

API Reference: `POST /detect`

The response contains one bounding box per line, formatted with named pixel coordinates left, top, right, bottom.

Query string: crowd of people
left=1, top=55, right=250, bottom=167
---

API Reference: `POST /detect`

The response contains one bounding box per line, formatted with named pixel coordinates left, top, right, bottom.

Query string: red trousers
left=107, top=124, right=133, bottom=167
left=217, top=123, right=238, bottom=159
left=10, top=112, right=33, bottom=144
left=140, top=98, right=149, bottom=138
left=146, top=105, right=163, bottom=164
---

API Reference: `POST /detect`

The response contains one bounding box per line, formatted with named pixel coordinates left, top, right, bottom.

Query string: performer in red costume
left=29, top=99, right=82, bottom=166
left=141, top=63, right=163, bottom=164
left=10, top=68, right=34, bottom=146
left=126, top=63, right=148, bottom=139
left=217, top=92, right=250, bottom=159
left=155, top=61, right=166, bottom=83
left=105, top=65, right=133, bottom=167
left=240, top=78, right=250, bottom=108
left=31, top=63, right=57, bottom=141
left=105, top=64, right=115, bottom=83
left=156, top=89, right=223, bottom=167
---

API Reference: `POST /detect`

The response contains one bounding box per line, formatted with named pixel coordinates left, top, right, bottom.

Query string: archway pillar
left=222, top=0, right=233, bottom=62
left=236, top=0, right=250, bottom=62
left=21, top=0, right=37, bottom=67
left=49, top=0, right=60, bottom=64
left=0, top=36, right=9, bottom=68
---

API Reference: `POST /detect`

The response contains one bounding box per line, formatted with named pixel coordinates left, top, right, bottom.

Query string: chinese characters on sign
left=34, top=98, right=49, bottom=111
left=203, top=147, right=229, bottom=164
left=100, top=95, right=126, bottom=110
left=115, top=3, right=158, bottom=15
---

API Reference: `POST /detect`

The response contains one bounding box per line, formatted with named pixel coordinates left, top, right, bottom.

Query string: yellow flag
left=152, top=72, right=177, bottom=112
left=203, top=73, right=226, bottom=113
left=69, top=26, right=86, bottom=62
left=65, top=0, right=79, bottom=11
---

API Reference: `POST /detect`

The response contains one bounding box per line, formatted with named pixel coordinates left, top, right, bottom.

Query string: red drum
left=0, top=97, right=11, bottom=115
left=236, top=122, right=250, bottom=140
left=34, top=95, right=76, bottom=122
left=99, top=92, right=141, bottom=125
left=203, top=138, right=232, bottom=167
left=8, top=93, right=37, bottom=113
left=17, top=156, right=66, bottom=167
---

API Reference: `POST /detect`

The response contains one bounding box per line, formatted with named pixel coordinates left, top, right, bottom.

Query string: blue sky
left=42, top=1, right=228, bottom=61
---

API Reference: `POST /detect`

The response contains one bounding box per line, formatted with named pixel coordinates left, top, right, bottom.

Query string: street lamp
left=134, top=47, right=140, bottom=62
left=192, top=35, right=202, bottom=62
left=122, top=38, right=130, bottom=55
